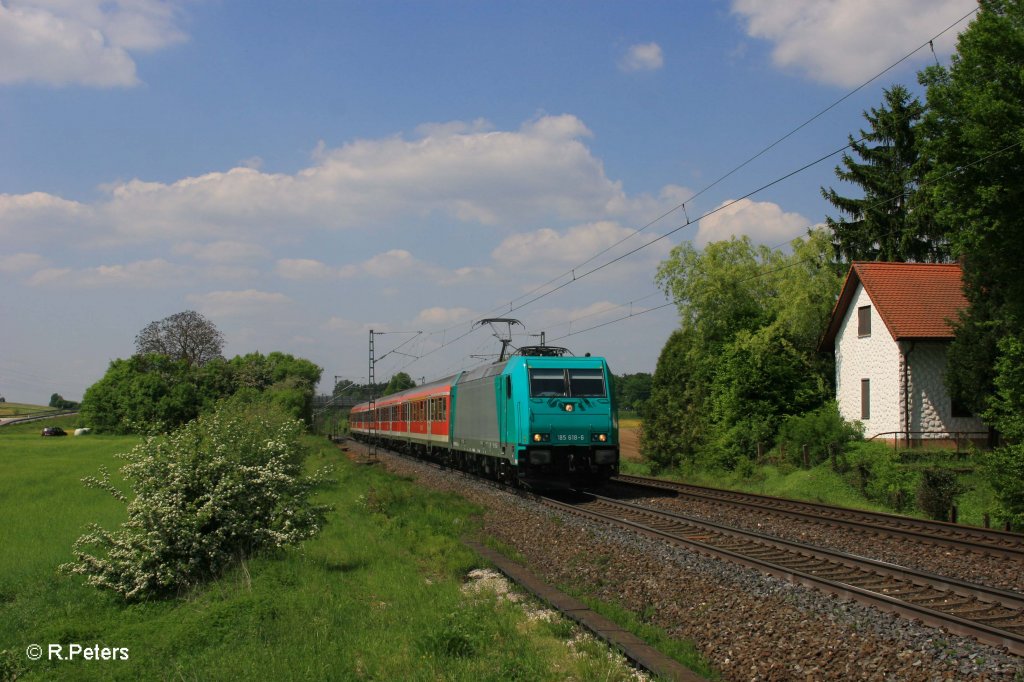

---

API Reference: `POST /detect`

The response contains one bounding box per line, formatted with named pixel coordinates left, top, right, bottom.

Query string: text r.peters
left=49, top=644, right=129, bottom=661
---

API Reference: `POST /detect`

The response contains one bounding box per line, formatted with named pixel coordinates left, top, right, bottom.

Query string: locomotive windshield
left=529, top=368, right=607, bottom=398
left=529, top=369, right=567, bottom=397
left=568, top=369, right=606, bottom=397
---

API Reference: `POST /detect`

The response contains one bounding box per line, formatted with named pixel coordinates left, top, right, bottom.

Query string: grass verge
left=0, top=427, right=658, bottom=681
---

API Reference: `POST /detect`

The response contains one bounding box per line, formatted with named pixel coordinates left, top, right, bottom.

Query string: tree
left=49, top=393, right=79, bottom=409
left=644, top=231, right=841, bottom=470
left=80, top=355, right=230, bottom=433
left=135, top=311, right=224, bottom=367
left=615, top=373, right=652, bottom=412
left=821, top=85, right=942, bottom=262
left=383, top=372, right=415, bottom=395
left=919, top=0, right=1024, bottom=418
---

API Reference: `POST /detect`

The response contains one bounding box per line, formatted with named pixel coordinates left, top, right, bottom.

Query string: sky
left=0, top=0, right=979, bottom=405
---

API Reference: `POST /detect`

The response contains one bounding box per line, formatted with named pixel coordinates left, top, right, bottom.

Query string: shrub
left=776, top=401, right=863, bottom=468
left=61, top=400, right=331, bottom=600
left=844, top=444, right=917, bottom=512
left=981, top=445, right=1024, bottom=529
left=916, top=467, right=967, bottom=521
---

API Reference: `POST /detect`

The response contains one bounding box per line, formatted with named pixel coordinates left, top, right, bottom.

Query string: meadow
left=0, top=403, right=57, bottom=418
left=0, top=418, right=651, bottom=681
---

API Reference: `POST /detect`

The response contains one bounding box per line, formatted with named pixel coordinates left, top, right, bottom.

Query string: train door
left=499, top=374, right=514, bottom=458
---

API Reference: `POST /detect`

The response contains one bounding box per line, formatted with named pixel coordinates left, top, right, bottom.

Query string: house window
left=861, top=379, right=870, bottom=420
left=858, top=305, right=871, bottom=337
left=951, top=397, right=972, bottom=419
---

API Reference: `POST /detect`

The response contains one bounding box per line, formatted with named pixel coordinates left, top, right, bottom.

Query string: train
left=349, top=345, right=619, bottom=487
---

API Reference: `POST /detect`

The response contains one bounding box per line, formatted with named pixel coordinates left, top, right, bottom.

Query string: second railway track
left=612, top=473, right=1024, bottom=560
left=543, top=491, right=1024, bottom=656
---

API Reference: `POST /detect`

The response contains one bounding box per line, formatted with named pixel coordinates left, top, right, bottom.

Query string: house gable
left=824, top=262, right=984, bottom=441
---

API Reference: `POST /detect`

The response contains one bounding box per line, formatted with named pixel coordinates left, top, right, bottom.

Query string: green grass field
left=1, top=421, right=685, bottom=681
left=0, top=403, right=56, bottom=418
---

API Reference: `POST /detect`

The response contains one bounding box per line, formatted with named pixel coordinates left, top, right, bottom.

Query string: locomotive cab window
left=569, top=369, right=606, bottom=397
left=529, top=369, right=567, bottom=397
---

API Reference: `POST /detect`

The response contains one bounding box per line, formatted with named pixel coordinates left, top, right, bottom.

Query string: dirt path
left=620, top=425, right=641, bottom=461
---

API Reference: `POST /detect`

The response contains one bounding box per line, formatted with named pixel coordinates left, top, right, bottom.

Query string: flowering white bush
left=61, top=400, right=331, bottom=600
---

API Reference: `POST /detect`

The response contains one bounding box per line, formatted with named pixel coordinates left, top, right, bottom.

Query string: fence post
left=756, top=442, right=764, bottom=461
left=949, top=505, right=958, bottom=524
left=984, top=513, right=990, bottom=529
left=802, top=444, right=809, bottom=469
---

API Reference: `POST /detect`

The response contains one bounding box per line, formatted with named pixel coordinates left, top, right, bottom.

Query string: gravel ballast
left=357, top=445, right=1023, bottom=681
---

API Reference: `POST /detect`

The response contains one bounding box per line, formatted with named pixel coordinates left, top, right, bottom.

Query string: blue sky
left=0, top=0, right=977, bottom=404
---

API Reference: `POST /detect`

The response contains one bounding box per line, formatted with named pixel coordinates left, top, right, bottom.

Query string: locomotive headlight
left=533, top=433, right=542, bottom=442
left=598, top=433, right=607, bottom=442
left=564, top=404, right=574, bottom=412
left=532, top=433, right=549, bottom=442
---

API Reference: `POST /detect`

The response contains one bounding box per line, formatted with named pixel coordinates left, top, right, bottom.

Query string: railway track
left=612, top=473, right=1024, bottom=560
left=351, top=440, right=1024, bottom=657
left=542, top=491, right=1024, bottom=656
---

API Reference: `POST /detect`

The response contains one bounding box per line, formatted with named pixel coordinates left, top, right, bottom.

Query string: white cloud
left=492, top=220, right=672, bottom=273
left=413, top=307, right=475, bottom=326
left=694, top=198, right=808, bottom=247
left=0, top=115, right=687, bottom=250
left=185, top=289, right=292, bottom=318
left=0, top=252, right=47, bottom=273
left=26, top=258, right=185, bottom=287
left=0, top=0, right=188, bottom=88
left=174, top=240, right=270, bottom=263
left=730, top=0, right=974, bottom=87
left=276, top=258, right=336, bottom=280
left=620, top=42, right=664, bottom=72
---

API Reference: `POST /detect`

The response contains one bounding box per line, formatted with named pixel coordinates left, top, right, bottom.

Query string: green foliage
left=80, top=354, right=224, bottom=434
left=48, top=393, right=79, bottom=409
left=916, top=467, right=967, bottom=521
left=644, top=231, right=841, bottom=471
left=822, top=84, right=942, bottom=262
left=641, top=328, right=706, bottom=472
left=60, top=400, right=331, bottom=600
left=981, top=446, right=1024, bottom=529
left=976, top=335, right=1024, bottom=526
left=708, top=326, right=827, bottom=468
left=614, top=372, right=652, bottom=412
left=80, top=351, right=322, bottom=434
left=922, top=0, right=1024, bottom=416
left=777, top=401, right=864, bottom=468
left=843, top=444, right=918, bottom=512
left=382, top=372, right=416, bottom=395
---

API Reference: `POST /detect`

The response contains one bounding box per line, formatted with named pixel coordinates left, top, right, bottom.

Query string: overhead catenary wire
left=384, top=8, right=983, bottom=372
left=423, top=6, right=980, bottom=341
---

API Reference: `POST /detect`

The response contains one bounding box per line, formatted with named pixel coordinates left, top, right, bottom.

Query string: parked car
left=41, top=426, right=67, bottom=437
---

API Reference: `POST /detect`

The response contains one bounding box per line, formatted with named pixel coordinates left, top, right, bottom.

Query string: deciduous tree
left=135, top=310, right=224, bottom=367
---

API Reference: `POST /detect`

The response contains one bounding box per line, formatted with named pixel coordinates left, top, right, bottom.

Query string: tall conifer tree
left=822, top=85, right=941, bottom=262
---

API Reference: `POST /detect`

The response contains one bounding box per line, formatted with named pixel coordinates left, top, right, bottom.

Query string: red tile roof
left=820, top=262, right=967, bottom=351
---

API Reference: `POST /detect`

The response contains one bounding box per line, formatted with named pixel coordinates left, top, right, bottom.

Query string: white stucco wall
left=834, top=283, right=902, bottom=437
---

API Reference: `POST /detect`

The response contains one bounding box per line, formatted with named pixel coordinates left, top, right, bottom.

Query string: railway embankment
left=363, top=441, right=1024, bottom=681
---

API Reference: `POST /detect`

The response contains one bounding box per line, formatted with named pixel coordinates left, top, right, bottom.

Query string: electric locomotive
left=349, top=345, right=619, bottom=487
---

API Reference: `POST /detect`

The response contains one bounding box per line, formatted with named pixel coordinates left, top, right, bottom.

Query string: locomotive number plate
left=556, top=434, right=586, bottom=442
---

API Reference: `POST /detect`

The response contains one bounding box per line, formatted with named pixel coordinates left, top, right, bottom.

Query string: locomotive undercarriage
left=350, top=431, right=617, bottom=489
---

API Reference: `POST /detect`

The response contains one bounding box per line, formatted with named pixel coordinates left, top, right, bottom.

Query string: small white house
left=820, top=262, right=986, bottom=445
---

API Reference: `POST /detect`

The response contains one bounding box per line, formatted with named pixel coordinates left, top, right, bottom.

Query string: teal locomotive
left=350, top=346, right=619, bottom=486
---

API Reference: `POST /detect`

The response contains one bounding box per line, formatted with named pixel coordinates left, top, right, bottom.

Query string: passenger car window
left=568, top=369, right=606, bottom=397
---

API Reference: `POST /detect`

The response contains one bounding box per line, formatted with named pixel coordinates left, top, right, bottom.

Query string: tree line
left=644, top=0, right=1024, bottom=524
left=80, top=311, right=322, bottom=434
